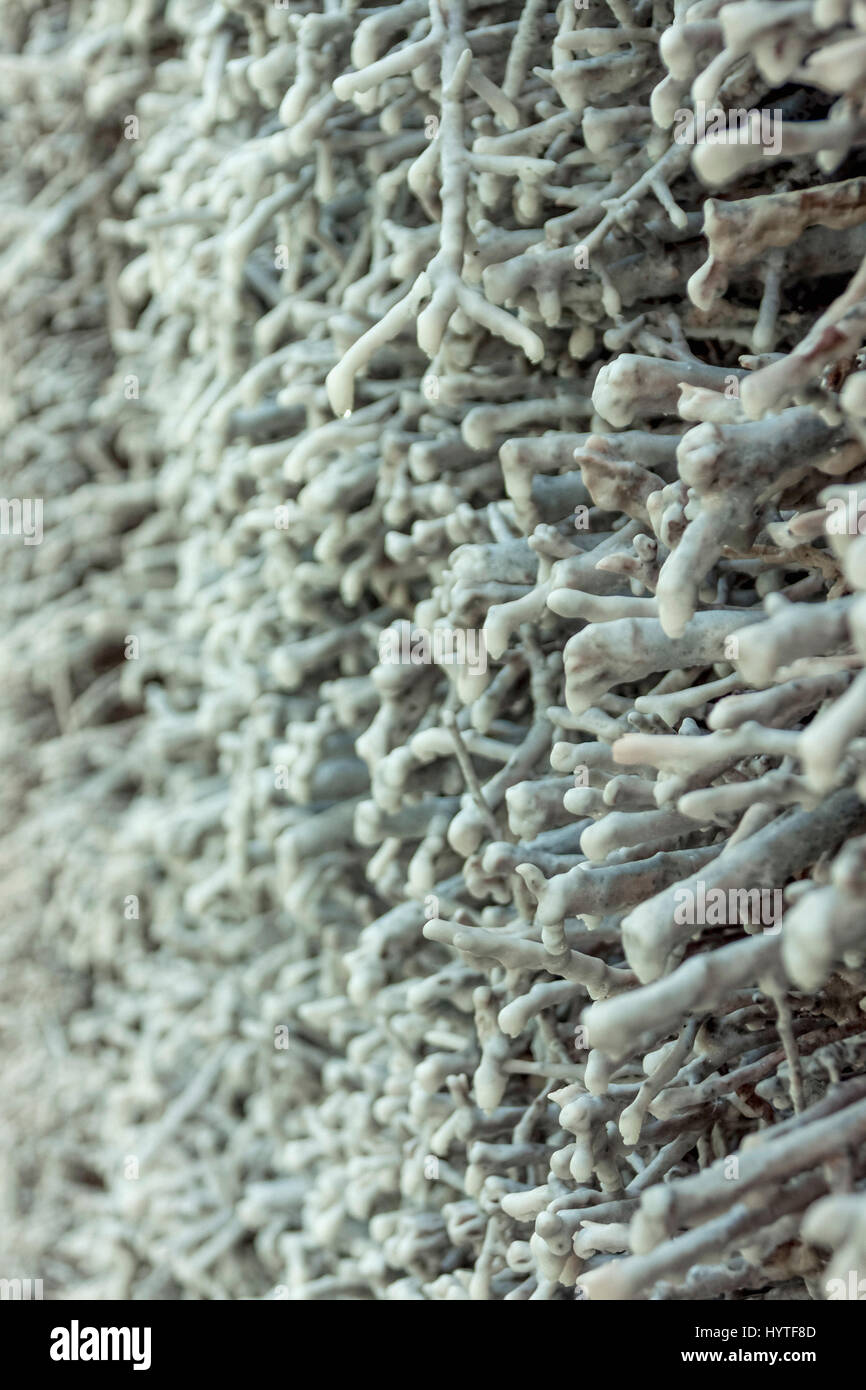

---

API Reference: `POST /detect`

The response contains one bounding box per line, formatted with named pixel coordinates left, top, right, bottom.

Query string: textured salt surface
left=2, top=0, right=866, bottom=1300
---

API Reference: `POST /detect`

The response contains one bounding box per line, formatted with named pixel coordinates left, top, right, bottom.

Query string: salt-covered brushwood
left=5, top=0, right=866, bottom=1305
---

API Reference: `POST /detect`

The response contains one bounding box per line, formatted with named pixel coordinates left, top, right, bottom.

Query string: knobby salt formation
left=3, top=0, right=866, bottom=1300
